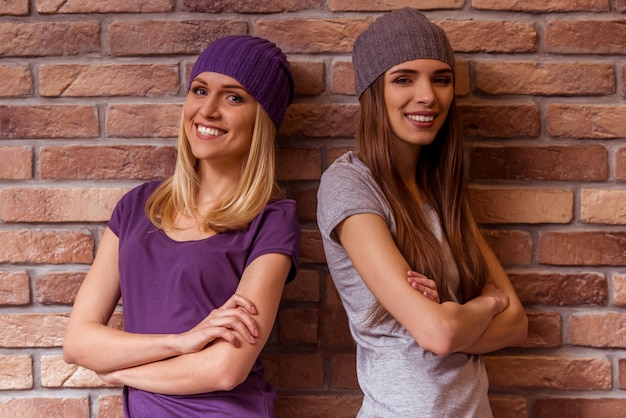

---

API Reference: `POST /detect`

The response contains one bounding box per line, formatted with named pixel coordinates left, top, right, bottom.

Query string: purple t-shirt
left=108, top=181, right=300, bottom=418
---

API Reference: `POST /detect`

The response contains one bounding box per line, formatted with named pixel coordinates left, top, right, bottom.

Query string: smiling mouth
left=407, top=114, right=436, bottom=123
left=197, top=125, right=227, bottom=136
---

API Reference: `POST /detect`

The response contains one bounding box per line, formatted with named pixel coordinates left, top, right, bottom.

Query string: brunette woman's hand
left=480, top=283, right=509, bottom=315
left=175, top=294, right=260, bottom=354
left=407, top=271, right=440, bottom=303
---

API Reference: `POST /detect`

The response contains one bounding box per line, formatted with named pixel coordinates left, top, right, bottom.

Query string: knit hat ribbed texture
left=188, top=35, right=294, bottom=129
left=352, top=7, right=455, bottom=98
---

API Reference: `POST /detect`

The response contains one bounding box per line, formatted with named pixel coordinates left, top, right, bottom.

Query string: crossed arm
left=63, top=227, right=291, bottom=395
left=335, top=213, right=527, bottom=356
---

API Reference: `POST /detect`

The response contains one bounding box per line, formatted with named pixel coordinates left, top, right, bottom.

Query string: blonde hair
left=145, top=104, right=281, bottom=233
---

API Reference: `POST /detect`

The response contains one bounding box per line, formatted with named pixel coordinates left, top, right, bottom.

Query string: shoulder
left=253, top=199, right=298, bottom=228
left=118, top=180, right=163, bottom=206
left=320, top=151, right=372, bottom=186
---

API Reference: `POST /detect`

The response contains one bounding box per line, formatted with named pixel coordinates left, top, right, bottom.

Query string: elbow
left=212, top=367, right=249, bottom=392
left=417, top=320, right=460, bottom=357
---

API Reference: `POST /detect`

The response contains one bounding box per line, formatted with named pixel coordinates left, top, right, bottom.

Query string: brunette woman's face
left=383, top=59, right=454, bottom=151
left=183, top=72, right=256, bottom=166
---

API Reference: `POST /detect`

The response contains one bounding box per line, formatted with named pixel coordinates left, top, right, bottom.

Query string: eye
left=226, top=93, right=244, bottom=104
left=433, top=76, right=452, bottom=85
left=191, top=86, right=207, bottom=96
left=392, top=76, right=412, bottom=85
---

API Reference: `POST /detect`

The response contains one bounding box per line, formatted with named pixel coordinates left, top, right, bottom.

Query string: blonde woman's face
left=183, top=71, right=256, bottom=166
left=383, top=59, right=454, bottom=152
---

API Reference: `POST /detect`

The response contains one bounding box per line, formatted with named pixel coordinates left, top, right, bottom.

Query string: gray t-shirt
left=317, top=152, right=492, bottom=418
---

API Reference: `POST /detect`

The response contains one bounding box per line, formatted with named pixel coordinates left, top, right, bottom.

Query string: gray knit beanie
left=352, top=7, right=455, bottom=98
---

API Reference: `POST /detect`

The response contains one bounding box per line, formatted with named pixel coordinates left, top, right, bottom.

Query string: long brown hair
left=357, top=76, right=488, bottom=325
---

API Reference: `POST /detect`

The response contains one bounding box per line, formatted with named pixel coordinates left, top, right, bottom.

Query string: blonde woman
left=64, top=36, right=299, bottom=417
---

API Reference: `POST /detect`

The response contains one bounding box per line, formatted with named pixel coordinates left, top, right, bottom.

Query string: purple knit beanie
left=353, top=8, right=455, bottom=98
left=188, top=35, right=295, bottom=129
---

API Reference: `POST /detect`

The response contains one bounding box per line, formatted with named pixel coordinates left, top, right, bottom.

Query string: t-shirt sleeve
left=246, top=199, right=300, bottom=283
left=317, top=159, right=388, bottom=243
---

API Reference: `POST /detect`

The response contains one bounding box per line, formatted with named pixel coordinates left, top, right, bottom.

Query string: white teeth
left=407, top=114, right=435, bottom=122
left=197, top=125, right=226, bottom=136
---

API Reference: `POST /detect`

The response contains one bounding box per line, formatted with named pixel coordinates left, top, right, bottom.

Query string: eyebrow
left=388, top=68, right=453, bottom=76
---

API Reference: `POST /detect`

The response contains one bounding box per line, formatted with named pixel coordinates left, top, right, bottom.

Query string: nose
left=198, top=94, right=220, bottom=119
left=413, top=79, right=436, bottom=106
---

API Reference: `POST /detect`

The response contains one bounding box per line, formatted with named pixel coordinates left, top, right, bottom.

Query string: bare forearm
left=101, top=344, right=250, bottom=395
left=63, top=323, right=180, bottom=373
left=460, top=304, right=528, bottom=354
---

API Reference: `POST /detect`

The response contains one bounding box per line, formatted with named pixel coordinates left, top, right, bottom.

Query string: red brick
left=569, top=313, right=626, bottom=348
left=36, top=0, right=173, bottom=13
left=484, top=355, right=611, bottom=390
left=275, top=395, right=362, bottom=418
left=473, top=0, right=608, bottom=11
left=458, top=102, right=541, bottom=138
left=319, top=274, right=354, bottom=347
left=535, top=398, right=626, bottom=418
left=106, top=104, right=181, bottom=138
left=520, top=312, right=562, bottom=348
left=291, top=61, right=325, bottom=96
left=581, top=189, right=626, bottom=224
left=469, top=187, right=573, bottom=224
left=0, top=314, right=67, bottom=348
left=300, top=229, right=325, bottom=264
left=183, top=0, right=321, bottom=13
left=0, top=105, right=98, bottom=139
left=619, top=0, right=626, bottom=11
left=281, top=103, right=359, bottom=138
left=109, top=20, right=248, bottom=56
left=35, top=272, right=86, bottom=305
left=0, top=22, right=100, bottom=56
left=278, top=308, right=318, bottom=344
left=40, top=146, right=176, bottom=180
left=327, top=147, right=356, bottom=166
left=620, top=358, right=626, bottom=389
left=0, top=355, right=31, bottom=389
left=282, top=269, right=320, bottom=303
left=510, top=272, right=607, bottom=306
left=476, top=62, right=614, bottom=96
left=276, top=147, right=321, bottom=181
left=617, top=148, right=626, bottom=180
left=256, top=18, right=371, bottom=54
left=262, top=353, right=324, bottom=389
left=0, top=271, right=30, bottom=306
left=547, top=104, right=626, bottom=139
left=0, top=65, right=32, bottom=96
left=481, top=230, right=532, bottom=266
left=328, top=0, right=463, bottom=10
left=539, top=231, right=626, bottom=266
left=330, top=354, right=358, bottom=389
left=0, top=230, right=94, bottom=264
left=294, top=187, right=318, bottom=223
left=0, top=397, right=89, bottom=417
left=613, top=274, right=626, bottom=306
left=438, top=20, right=537, bottom=53
left=470, top=145, right=608, bottom=181
left=39, top=64, right=180, bottom=97
left=331, top=61, right=354, bottom=95
left=0, top=146, right=32, bottom=179
left=546, top=20, right=626, bottom=54
left=489, top=395, right=527, bottom=418
left=0, top=187, right=127, bottom=222
left=41, top=355, right=114, bottom=388
left=0, top=0, right=29, bottom=15
left=97, top=395, right=124, bottom=418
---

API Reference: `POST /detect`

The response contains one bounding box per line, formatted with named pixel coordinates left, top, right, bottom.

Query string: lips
left=197, top=124, right=227, bottom=137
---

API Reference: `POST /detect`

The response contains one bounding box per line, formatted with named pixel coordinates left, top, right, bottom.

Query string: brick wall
left=1, top=0, right=625, bottom=417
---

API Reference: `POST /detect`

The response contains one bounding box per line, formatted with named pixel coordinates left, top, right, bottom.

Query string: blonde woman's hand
left=175, top=294, right=260, bottom=354
left=407, top=271, right=440, bottom=303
